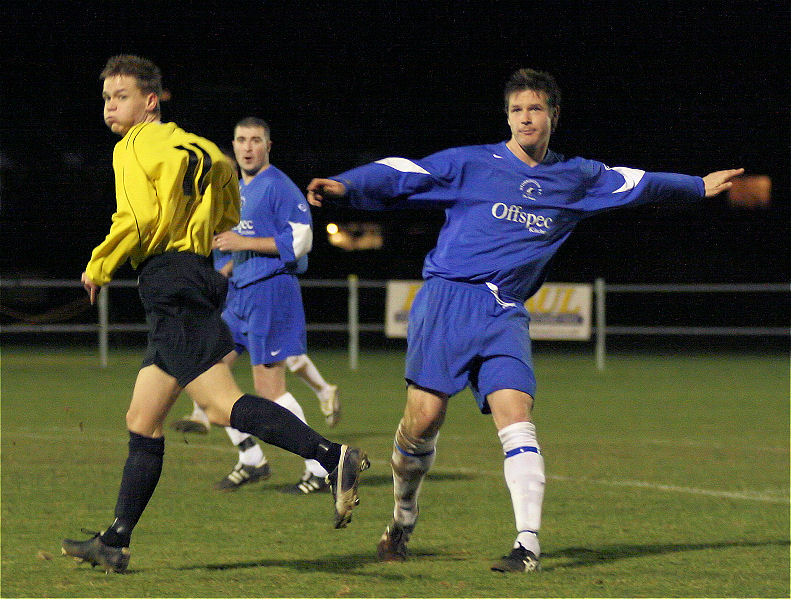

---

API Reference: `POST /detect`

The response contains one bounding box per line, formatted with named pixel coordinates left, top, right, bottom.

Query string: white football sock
left=285, top=354, right=308, bottom=372
left=274, top=392, right=327, bottom=478
left=225, top=426, right=252, bottom=446
left=224, top=427, right=266, bottom=467
left=239, top=441, right=265, bottom=467
left=498, top=421, right=545, bottom=557
left=391, top=421, right=437, bottom=529
left=286, top=354, right=330, bottom=396
left=190, top=402, right=210, bottom=426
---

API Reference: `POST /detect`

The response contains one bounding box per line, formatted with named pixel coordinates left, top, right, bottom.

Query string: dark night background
left=0, top=1, right=789, bottom=332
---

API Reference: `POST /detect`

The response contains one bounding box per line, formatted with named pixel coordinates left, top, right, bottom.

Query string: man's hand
left=306, top=178, right=347, bottom=206
left=218, top=260, right=234, bottom=278
left=81, top=272, right=100, bottom=305
left=702, top=168, right=744, bottom=197
left=213, top=231, right=248, bottom=252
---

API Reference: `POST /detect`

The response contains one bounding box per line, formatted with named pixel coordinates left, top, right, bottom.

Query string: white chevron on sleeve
left=376, top=157, right=430, bottom=174
left=608, top=166, right=645, bottom=193
left=290, top=222, right=313, bottom=258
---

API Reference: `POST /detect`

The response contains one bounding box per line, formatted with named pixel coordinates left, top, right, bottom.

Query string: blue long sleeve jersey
left=218, top=164, right=312, bottom=287
left=330, top=142, right=705, bottom=303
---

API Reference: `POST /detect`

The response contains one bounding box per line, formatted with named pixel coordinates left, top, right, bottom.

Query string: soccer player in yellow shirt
left=61, top=55, right=368, bottom=574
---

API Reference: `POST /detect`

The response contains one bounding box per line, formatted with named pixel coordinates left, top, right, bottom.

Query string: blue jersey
left=229, top=164, right=313, bottom=287
left=213, top=249, right=307, bottom=275
left=331, top=141, right=704, bottom=302
left=212, top=248, right=232, bottom=272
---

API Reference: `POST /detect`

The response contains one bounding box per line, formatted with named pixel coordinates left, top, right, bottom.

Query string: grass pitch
left=1, top=344, right=789, bottom=597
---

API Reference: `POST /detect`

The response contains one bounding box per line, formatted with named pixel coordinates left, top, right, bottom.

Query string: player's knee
left=125, top=408, right=161, bottom=437
left=395, top=419, right=438, bottom=456
left=124, top=409, right=137, bottom=432
left=402, top=414, right=443, bottom=440
left=489, top=390, right=535, bottom=428
left=402, top=395, right=446, bottom=439
left=285, top=354, right=307, bottom=372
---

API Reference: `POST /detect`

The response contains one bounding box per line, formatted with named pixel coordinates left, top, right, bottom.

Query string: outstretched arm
left=306, top=178, right=347, bottom=206
left=702, top=168, right=744, bottom=197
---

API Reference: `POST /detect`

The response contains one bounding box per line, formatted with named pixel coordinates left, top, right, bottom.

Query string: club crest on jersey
left=520, top=178, right=542, bottom=201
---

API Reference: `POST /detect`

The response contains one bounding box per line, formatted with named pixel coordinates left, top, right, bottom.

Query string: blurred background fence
left=2, top=277, right=788, bottom=370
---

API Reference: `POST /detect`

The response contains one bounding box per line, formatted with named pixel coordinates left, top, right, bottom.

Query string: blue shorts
left=405, top=277, right=536, bottom=413
left=222, top=274, right=307, bottom=365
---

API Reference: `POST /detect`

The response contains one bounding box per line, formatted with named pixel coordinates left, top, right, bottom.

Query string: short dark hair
left=503, top=68, right=561, bottom=114
left=234, top=117, right=271, bottom=139
left=101, top=55, right=163, bottom=104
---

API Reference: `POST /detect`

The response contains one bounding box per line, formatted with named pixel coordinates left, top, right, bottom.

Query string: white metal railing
left=1, top=278, right=788, bottom=370
left=0, top=276, right=385, bottom=369
left=593, top=278, right=790, bottom=370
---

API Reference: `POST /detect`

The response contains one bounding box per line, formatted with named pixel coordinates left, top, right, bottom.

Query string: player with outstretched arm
left=306, top=68, right=742, bottom=573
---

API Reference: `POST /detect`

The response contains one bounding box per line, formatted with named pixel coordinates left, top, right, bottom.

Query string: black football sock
left=230, top=394, right=342, bottom=472
left=100, top=431, right=165, bottom=548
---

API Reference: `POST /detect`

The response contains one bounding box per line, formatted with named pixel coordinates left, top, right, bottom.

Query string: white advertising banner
left=385, top=280, right=424, bottom=338
left=385, top=280, right=592, bottom=340
left=524, top=283, right=593, bottom=340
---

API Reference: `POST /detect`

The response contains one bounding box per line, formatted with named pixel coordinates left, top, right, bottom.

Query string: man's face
left=102, top=75, right=157, bottom=136
left=506, top=89, right=557, bottom=153
left=232, top=126, right=271, bottom=177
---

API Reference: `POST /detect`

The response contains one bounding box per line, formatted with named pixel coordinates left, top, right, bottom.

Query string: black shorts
left=137, top=251, right=235, bottom=387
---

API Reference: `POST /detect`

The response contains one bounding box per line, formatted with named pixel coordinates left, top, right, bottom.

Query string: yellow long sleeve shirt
left=85, top=121, right=240, bottom=285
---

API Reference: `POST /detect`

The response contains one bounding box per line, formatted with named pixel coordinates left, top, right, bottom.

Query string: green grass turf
left=1, top=345, right=789, bottom=597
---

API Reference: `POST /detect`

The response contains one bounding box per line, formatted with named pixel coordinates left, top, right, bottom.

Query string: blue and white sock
left=391, top=421, right=437, bottom=529
left=498, top=421, right=545, bottom=557
left=224, top=427, right=265, bottom=467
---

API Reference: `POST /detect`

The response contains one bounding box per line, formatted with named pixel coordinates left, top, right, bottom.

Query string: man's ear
left=145, top=92, right=159, bottom=113
left=551, top=106, right=560, bottom=132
